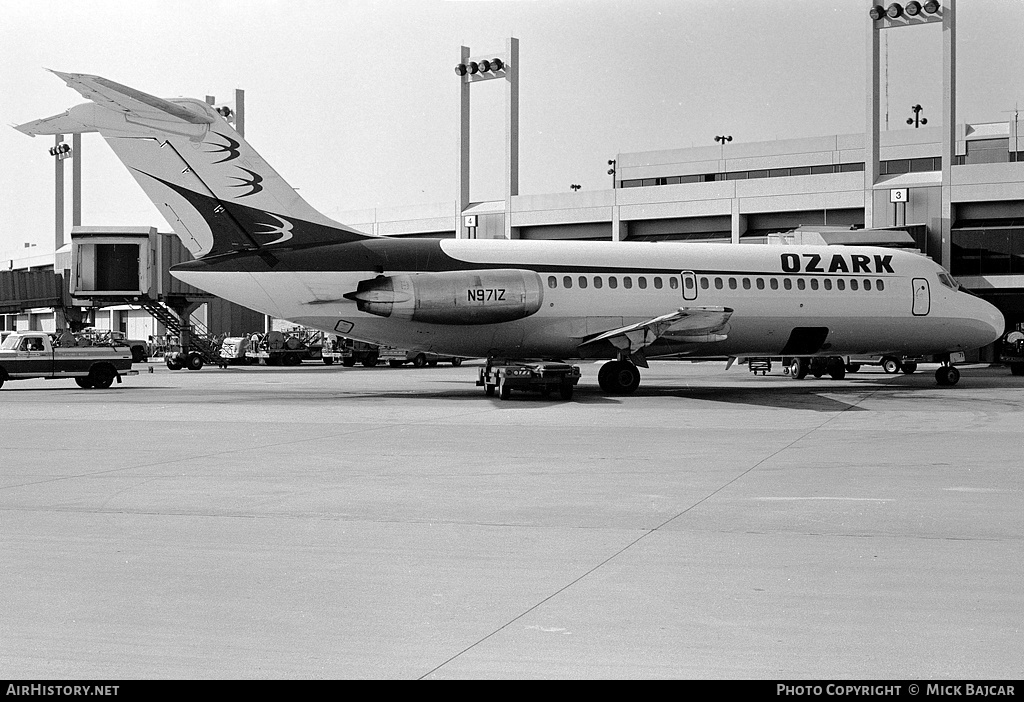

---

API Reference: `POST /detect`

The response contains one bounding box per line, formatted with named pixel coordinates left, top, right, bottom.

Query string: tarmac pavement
left=1, top=360, right=1021, bottom=679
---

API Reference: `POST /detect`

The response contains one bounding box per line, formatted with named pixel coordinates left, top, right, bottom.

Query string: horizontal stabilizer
left=46, top=70, right=214, bottom=126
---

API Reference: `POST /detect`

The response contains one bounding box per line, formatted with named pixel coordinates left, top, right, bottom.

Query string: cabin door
left=680, top=271, right=698, bottom=301
left=912, top=278, right=930, bottom=316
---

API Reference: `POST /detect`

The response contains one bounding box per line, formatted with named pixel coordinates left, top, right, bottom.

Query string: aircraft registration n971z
left=15, top=71, right=1005, bottom=393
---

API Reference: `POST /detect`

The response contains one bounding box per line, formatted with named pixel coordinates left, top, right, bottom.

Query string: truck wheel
left=166, top=358, right=183, bottom=370
left=789, top=358, right=807, bottom=380
left=75, top=377, right=93, bottom=389
left=362, top=354, right=379, bottom=367
left=412, top=354, right=427, bottom=368
left=451, top=358, right=463, bottom=367
left=323, top=357, right=334, bottom=365
left=389, top=360, right=404, bottom=367
left=901, top=362, right=918, bottom=374
left=845, top=364, right=861, bottom=373
left=89, top=366, right=116, bottom=389
left=342, top=358, right=356, bottom=367
left=1012, top=363, right=1024, bottom=376
left=559, top=381, right=574, bottom=401
left=131, top=346, right=148, bottom=363
left=0, top=376, right=4, bottom=390
left=484, top=383, right=495, bottom=396
left=283, top=353, right=301, bottom=366
left=881, top=357, right=901, bottom=374
left=498, top=378, right=511, bottom=400
left=187, top=353, right=204, bottom=371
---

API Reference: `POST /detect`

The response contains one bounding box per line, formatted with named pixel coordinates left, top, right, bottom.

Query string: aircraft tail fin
left=15, top=71, right=369, bottom=259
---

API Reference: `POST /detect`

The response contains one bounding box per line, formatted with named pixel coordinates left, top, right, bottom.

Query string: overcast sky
left=3, top=0, right=1023, bottom=258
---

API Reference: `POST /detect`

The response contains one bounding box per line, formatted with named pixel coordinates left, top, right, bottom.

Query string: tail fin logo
left=227, top=167, right=264, bottom=197
left=203, top=131, right=241, bottom=163
left=255, top=213, right=293, bottom=245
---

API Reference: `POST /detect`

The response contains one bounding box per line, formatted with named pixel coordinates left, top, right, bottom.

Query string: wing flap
left=579, top=306, right=733, bottom=364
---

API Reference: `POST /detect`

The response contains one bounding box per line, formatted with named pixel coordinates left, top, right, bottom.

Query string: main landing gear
left=935, top=362, right=961, bottom=386
left=597, top=360, right=642, bottom=395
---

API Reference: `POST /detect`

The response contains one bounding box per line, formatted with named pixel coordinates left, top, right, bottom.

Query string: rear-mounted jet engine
left=345, top=269, right=544, bottom=325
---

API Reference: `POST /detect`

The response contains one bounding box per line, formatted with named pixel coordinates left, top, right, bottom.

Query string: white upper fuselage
left=171, top=238, right=1004, bottom=361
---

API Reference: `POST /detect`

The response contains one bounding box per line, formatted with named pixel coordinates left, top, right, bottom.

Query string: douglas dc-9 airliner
left=16, top=71, right=1005, bottom=394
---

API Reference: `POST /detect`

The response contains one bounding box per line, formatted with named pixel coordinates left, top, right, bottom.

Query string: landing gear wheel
left=936, top=365, right=961, bottom=386
left=186, top=353, right=204, bottom=371
left=789, top=358, right=807, bottom=380
left=498, top=378, right=511, bottom=400
left=901, top=362, right=918, bottom=374
left=598, top=360, right=640, bottom=395
left=881, top=357, right=901, bottom=374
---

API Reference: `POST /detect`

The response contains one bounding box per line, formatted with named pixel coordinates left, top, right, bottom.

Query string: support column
left=504, top=37, right=519, bottom=240
left=865, top=10, right=881, bottom=229
left=940, top=0, right=956, bottom=267
left=457, top=45, right=471, bottom=239
left=54, top=135, right=64, bottom=252
left=72, top=133, right=81, bottom=228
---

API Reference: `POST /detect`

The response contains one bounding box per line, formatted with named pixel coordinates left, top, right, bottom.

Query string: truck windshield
left=1, top=335, right=21, bottom=351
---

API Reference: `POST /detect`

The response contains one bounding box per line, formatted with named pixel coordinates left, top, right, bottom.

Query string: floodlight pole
left=866, top=0, right=953, bottom=266
left=456, top=37, right=519, bottom=240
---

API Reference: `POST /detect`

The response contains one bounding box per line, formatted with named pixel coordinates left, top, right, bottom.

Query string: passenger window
left=670, top=277, right=680, bottom=290
left=654, top=277, right=663, bottom=289
left=810, top=279, right=819, bottom=290
left=594, top=277, right=603, bottom=289
left=638, top=277, right=647, bottom=289
left=728, top=278, right=738, bottom=290
left=850, top=279, right=859, bottom=291
left=715, top=278, right=724, bottom=290
left=770, top=279, right=779, bottom=290
left=742, top=278, right=751, bottom=290
left=797, top=279, right=806, bottom=290
left=547, top=276, right=557, bottom=288
left=578, top=276, right=588, bottom=289
left=609, top=277, right=618, bottom=289
left=756, top=278, right=765, bottom=290
left=864, top=279, right=872, bottom=291
left=837, top=279, right=846, bottom=291
left=783, top=279, right=792, bottom=290
left=624, top=277, right=633, bottom=289
left=563, top=276, right=573, bottom=289
left=824, top=279, right=833, bottom=291
left=699, top=278, right=709, bottom=290
left=877, top=279, right=885, bottom=291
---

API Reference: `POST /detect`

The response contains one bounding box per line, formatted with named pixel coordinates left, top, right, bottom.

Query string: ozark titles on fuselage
left=780, top=252, right=895, bottom=275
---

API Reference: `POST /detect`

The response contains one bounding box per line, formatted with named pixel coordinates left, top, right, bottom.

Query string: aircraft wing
left=578, top=306, right=733, bottom=366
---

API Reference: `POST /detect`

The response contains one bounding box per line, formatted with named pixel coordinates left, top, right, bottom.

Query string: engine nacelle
left=346, top=269, right=544, bottom=325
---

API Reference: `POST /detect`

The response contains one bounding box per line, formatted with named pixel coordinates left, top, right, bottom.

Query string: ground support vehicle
left=335, top=339, right=380, bottom=368
left=477, top=361, right=580, bottom=400
left=380, top=347, right=465, bottom=368
left=747, top=358, right=772, bottom=375
left=0, top=331, right=136, bottom=389
left=245, top=330, right=310, bottom=366
left=783, top=353, right=962, bottom=385
left=216, top=336, right=253, bottom=367
left=843, top=355, right=923, bottom=375
left=1000, top=331, right=1024, bottom=376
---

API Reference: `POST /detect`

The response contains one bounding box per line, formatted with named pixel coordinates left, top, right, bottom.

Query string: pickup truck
left=0, top=331, right=136, bottom=389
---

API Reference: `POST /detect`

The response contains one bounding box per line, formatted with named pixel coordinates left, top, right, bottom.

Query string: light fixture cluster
left=48, top=143, right=72, bottom=160
left=455, top=58, right=505, bottom=77
left=869, top=1, right=941, bottom=21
